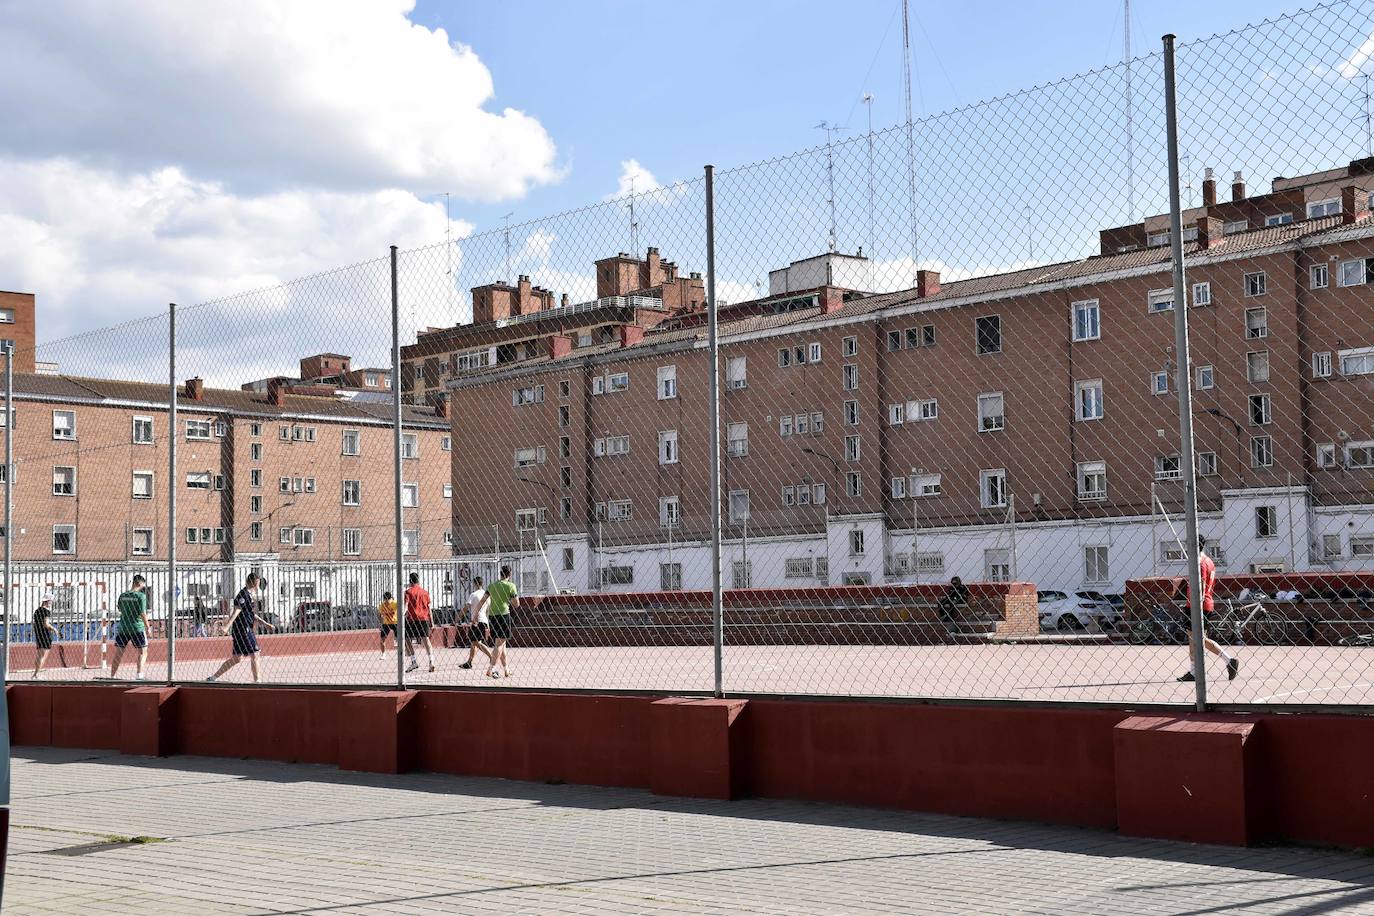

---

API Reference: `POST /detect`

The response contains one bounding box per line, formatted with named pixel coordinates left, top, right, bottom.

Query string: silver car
left=1038, top=590, right=1120, bottom=632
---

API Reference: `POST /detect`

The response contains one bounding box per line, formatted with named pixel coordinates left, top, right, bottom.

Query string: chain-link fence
left=5, top=1, right=1374, bottom=708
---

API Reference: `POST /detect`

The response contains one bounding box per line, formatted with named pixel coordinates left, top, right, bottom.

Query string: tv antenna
left=816, top=121, right=843, bottom=252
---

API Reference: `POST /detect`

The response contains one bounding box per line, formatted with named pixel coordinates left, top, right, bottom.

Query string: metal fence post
left=3, top=342, right=11, bottom=685
left=167, top=302, right=177, bottom=683
left=1163, top=35, right=1207, bottom=710
left=705, top=164, right=724, bottom=699
left=391, top=246, right=406, bottom=690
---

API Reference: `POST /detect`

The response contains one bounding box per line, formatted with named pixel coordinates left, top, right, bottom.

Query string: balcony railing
left=493, top=294, right=665, bottom=329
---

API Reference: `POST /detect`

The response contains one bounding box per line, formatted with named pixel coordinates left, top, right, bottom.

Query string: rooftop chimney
left=1231, top=170, right=1246, bottom=202
left=184, top=377, right=204, bottom=401
left=1196, top=216, right=1224, bottom=250
left=619, top=325, right=646, bottom=348
left=267, top=378, right=286, bottom=408
left=560, top=292, right=570, bottom=308
left=916, top=269, right=941, bottom=298
left=1202, top=167, right=1216, bottom=207
left=433, top=394, right=450, bottom=419
left=516, top=275, right=533, bottom=316
left=1342, top=184, right=1369, bottom=224
left=818, top=287, right=845, bottom=314
left=548, top=334, right=574, bottom=360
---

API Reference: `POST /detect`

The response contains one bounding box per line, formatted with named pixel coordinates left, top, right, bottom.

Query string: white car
left=1037, top=590, right=1120, bottom=633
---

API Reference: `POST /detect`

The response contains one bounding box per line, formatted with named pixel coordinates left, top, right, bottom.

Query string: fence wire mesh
left=5, top=1, right=1374, bottom=707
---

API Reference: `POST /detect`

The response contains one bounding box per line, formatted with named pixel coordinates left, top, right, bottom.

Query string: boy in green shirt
left=475, top=566, right=519, bottom=679
left=110, top=574, right=149, bottom=680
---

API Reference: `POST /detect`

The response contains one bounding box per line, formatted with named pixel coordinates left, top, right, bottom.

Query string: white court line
left=1254, top=682, right=1374, bottom=703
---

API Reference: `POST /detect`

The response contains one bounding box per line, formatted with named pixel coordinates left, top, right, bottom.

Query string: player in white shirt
left=457, top=576, right=494, bottom=671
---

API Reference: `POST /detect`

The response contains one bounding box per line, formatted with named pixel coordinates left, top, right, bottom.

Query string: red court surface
left=18, top=641, right=1374, bottom=705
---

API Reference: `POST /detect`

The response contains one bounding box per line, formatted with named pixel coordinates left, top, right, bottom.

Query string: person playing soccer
left=458, top=575, right=493, bottom=671
left=474, top=566, right=519, bottom=679
left=377, top=590, right=398, bottom=658
left=403, top=572, right=435, bottom=674
left=32, top=593, right=56, bottom=678
left=1178, top=535, right=1240, bottom=683
left=109, top=575, right=149, bottom=680
left=207, top=573, right=276, bottom=683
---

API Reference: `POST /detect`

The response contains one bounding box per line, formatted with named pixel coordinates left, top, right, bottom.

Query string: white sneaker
left=206, top=675, right=217, bottom=683
left=405, top=660, right=419, bottom=672
left=135, top=674, right=145, bottom=681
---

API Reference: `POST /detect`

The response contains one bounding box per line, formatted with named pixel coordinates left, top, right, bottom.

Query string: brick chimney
left=515, top=275, right=533, bottom=316
left=1342, top=184, right=1369, bottom=224
left=548, top=334, right=574, bottom=360
left=433, top=394, right=450, bottom=419
left=1196, top=216, right=1224, bottom=250
left=1231, top=170, right=1246, bottom=202
left=645, top=247, right=662, bottom=287
left=916, top=269, right=941, bottom=298
left=560, top=292, right=570, bottom=309
left=184, top=377, right=204, bottom=401
left=267, top=378, right=286, bottom=407
left=1202, top=167, right=1216, bottom=207
left=619, top=325, right=646, bottom=348
left=818, top=286, right=845, bottom=314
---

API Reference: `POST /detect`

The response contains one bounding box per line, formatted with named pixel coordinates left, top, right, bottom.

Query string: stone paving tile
left=6, top=747, right=1374, bottom=914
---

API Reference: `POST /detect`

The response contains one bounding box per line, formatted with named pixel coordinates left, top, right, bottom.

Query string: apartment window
left=249, top=443, right=262, bottom=461
left=784, top=558, right=814, bottom=579
left=1256, top=506, right=1278, bottom=539
left=608, top=499, right=632, bottom=522
left=1312, top=351, right=1332, bottom=378
left=52, top=410, right=75, bottom=440
left=889, top=476, right=907, bottom=499
left=813, top=482, right=828, bottom=505
left=657, top=364, right=678, bottom=400
left=52, top=525, right=75, bottom=555
left=250, top=469, right=261, bottom=488
left=1072, top=300, right=1100, bottom=341
left=560, top=497, right=571, bottom=519
left=1308, top=198, right=1341, bottom=218
left=1198, top=451, right=1218, bottom=476
left=1346, top=441, right=1374, bottom=468
left=594, top=435, right=630, bottom=457
left=558, top=379, right=570, bottom=399
left=291, top=425, right=316, bottom=443
left=342, top=429, right=360, bottom=456
left=1084, top=545, right=1110, bottom=584
left=922, top=325, right=936, bottom=346
left=511, top=384, right=545, bottom=406
left=975, top=315, right=1001, bottom=354
left=1244, top=271, right=1267, bottom=297
left=1152, top=371, right=1169, bottom=396
left=342, top=479, right=361, bottom=506
left=597, top=565, right=632, bottom=587
left=1311, top=264, right=1329, bottom=289
left=1077, top=461, right=1107, bottom=501
left=1147, top=231, right=1170, bottom=247
left=0, top=309, right=12, bottom=324
left=731, top=561, right=753, bottom=589
left=1339, top=346, right=1374, bottom=376
left=401, top=483, right=419, bottom=508
left=558, top=404, right=571, bottom=427
left=132, top=471, right=153, bottom=499
left=1265, top=214, right=1293, bottom=226
left=401, top=434, right=417, bottom=459
left=778, top=414, right=793, bottom=437
left=1340, top=258, right=1368, bottom=287
left=1155, top=454, right=1182, bottom=480
left=186, top=471, right=211, bottom=490
left=1148, top=288, right=1175, bottom=313
left=842, top=336, right=858, bottom=357
left=843, top=400, right=859, bottom=426
left=1322, top=533, right=1343, bottom=559
left=52, top=466, right=75, bottom=496
left=887, top=330, right=902, bottom=352
left=726, top=356, right=747, bottom=389
left=659, top=496, right=681, bottom=528
left=131, top=529, right=153, bottom=556
left=1354, top=538, right=1374, bottom=559
left=660, top=563, right=683, bottom=590
left=132, top=416, right=154, bottom=444
left=845, top=434, right=861, bottom=462
left=303, top=477, right=316, bottom=494
left=977, top=392, right=1005, bottom=431
left=401, top=529, right=418, bottom=555
left=1192, top=282, right=1212, bottom=307
left=808, top=342, right=822, bottom=363
left=1196, top=365, right=1214, bottom=390
left=727, top=422, right=749, bottom=457
left=845, top=472, right=862, bottom=497
left=888, top=403, right=905, bottom=426
left=985, top=549, right=1010, bottom=582
left=443, top=483, right=453, bottom=499
left=515, top=508, right=537, bottom=531
left=849, top=529, right=865, bottom=556
left=1251, top=435, right=1274, bottom=468
left=340, top=528, right=361, bottom=556
left=592, top=376, right=605, bottom=396
left=558, top=466, right=571, bottom=488
left=910, top=398, right=938, bottom=421
left=1249, top=393, right=1271, bottom=426
left=1223, top=219, right=1248, bottom=234
left=1075, top=380, right=1104, bottom=421
left=842, top=364, right=858, bottom=390
left=250, top=495, right=261, bottom=513
left=608, top=372, right=629, bottom=392
left=249, top=423, right=261, bottom=437
left=279, top=426, right=290, bottom=440
left=658, top=430, right=679, bottom=465
left=248, top=522, right=262, bottom=541
left=1316, top=443, right=1337, bottom=469
left=913, top=473, right=941, bottom=497
left=729, top=490, right=750, bottom=523
left=796, top=482, right=812, bottom=505
left=279, top=477, right=291, bottom=493
left=1246, top=351, right=1270, bottom=384
left=980, top=469, right=1007, bottom=509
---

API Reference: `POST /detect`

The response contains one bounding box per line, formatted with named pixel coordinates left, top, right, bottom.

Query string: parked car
left=1038, top=590, right=1119, bottom=632
left=291, top=601, right=335, bottom=632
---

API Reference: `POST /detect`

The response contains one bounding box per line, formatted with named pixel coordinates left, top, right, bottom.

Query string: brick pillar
left=649, top=698, right=749, bottom=799
left=993, top=583, right=1039, bottom=639
left=338, top=691, right=418, bottom=774
left=120, top=686, right=179, bottom=757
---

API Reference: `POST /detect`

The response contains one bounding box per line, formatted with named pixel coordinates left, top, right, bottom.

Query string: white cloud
left=1339, top=32, right=1374, bottom=79
left=604, top=159, right=690, bottom=206
left=0, top=0, right=559, bottom=200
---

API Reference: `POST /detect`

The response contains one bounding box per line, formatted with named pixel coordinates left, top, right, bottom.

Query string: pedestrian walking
left=32, top=593, right=57, bottom=678
left=1178, top=536, right=1241, bottom=683
left=207, top=573, right=276, bottom=683
left=457, top=576, right=493, bottom=671
left=403, top=573, right=434, bottom=673
left=474, top=566, right=518, bottom=679
left=378, top=590, right=398, bottom=658
left=108, top=575, right=149, bottom=680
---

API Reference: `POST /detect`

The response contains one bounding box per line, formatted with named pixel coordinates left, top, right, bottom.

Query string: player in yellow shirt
left=377, top=591, right=399, bottom=659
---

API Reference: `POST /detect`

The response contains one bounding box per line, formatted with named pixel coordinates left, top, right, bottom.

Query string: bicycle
left=1125, top=603, right=1189, bottom=645
left=1209, top=598, right=1289, bottom=647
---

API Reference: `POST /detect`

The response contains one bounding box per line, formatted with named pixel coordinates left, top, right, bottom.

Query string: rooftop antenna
left=1024, top=204, right=1034, bottom=261
left=1124, top=0, right=1135, bottom=221
left=863, top=92, right=876, bottom=282
left=1363, top=73, right=1373, bottom=157
left=502, top=212, right=514, bottom=282
left=902, top=0, right=920, bottom=283
left=1181, top=149, right=1193, bottom=208
left=816, top=121, right=842, bottom=252
left=628, top=175, right=640, bottom=255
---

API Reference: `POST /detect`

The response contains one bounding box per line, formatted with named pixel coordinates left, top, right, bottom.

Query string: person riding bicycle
left=1177, top=535, right=1240, bottom=683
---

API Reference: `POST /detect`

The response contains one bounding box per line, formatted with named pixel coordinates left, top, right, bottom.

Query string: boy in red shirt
left=403, top=572, right=435, bottom=674
left=1178, top=536, right=1240, bottom=683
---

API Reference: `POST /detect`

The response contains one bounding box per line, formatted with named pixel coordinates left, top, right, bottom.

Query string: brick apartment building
left=445, top=160, right=1374, bottom=595
left=0, top=290, right=39, bottom=374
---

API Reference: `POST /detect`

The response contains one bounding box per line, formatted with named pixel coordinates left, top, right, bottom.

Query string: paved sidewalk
left=5, top=748, right=1374, bottom=915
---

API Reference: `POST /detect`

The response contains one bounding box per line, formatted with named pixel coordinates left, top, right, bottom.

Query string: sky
left=0, top=0, right=1364, bottom=381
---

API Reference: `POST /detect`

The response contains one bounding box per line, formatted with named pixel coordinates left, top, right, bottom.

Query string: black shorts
left=468, top=620, right=490, bottom=643
left=489, top=614, right=514, bottom=640
left=379, top=623, right=397, bottom=637
left=35, top=631, right=53, bottom=650
left=407, top=618, right=431, bottom=638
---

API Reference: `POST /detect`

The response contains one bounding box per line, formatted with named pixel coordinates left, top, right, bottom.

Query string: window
left=1311, top=264, right=1329, bottom=289
left=303, top=477, right=316, bottom=494
left=1340, top=258, right=1367, bottom=287
left=794, top=412, right=810, bottom=435
left=247, top=442, right=261, bottom=461
left=131, top=416, right=154, bottom=445
left=1255, top=506, right=1278, bottom=539
left=401, top=529, right=418, bottom=555
left=975, top=315, right=1001, bottom=354
left=1072, top=300, right=1100, bottom=341
left=1192, top=282, right=1212, bottom=307
left=657, top=365, right=678, bottom=400
left=1198, top=451, right=1218, bottom=476
left=279, top=476, right=291, bottom=493
left=401, top=434, right=417, bottom=459
left=890, top=476, right=907, bottom=499
left=1077, top=461, right=1107, bottom=501
left=1155, top=454, right=1181, bottom=480
left=278, top=426, right=290, bottom=440
left=845, top=471, right=862, bottom=497
left=186, top=471, right=211, bottom=490
left=52, top=525, right=75, bottom=555
left=659, top=496, right=681, bottom=528
left=849, top=529, right=865, bottom=556
left=1147, top=230, right=1170, bottom=247
left=726, top=356, right=747, bottom=390
left=780, top=484, right=797, bottom=507
left=132, top=471, right=153, bottom=499
left=845, top=434, right=861, bottom=462
left=888, top=403, right=905, bottom=426
left=731, top=561, right=753, bottom=588
left=784, top=558, right=814, bottom=579
left=511, top=384, right=545, bottom=406
left=977, top=392, right=1005, bottom=431
left=1322, top=533, right=1343, bottom=559
left=658, top=430, right=678, bottom=465
left=1196, top=365, right=1214, bottom=390
left=887, top=330, right=902, bottom=352
left=922, top=325, right=937, bottom=347
left=250, top=469, right=261, bottom=488
left=608, top=372, right=629, bottom=392
left=515, top=508, right=538, bottom=531
left=1152, top=371, right=1169, bottom=395
left=913, top=473, right=941, bottom=497
left=779, top=415, right=793, bottom=437
left=341, top=429, right=360, bottom=456
left=843, top=400, right=859, bottom=426
left=600, top=565, right=634, bottom=587
left=559, top=547, right=575, bottom=572
left=795, top=482, right=811, bottom=505
left=401, top=483, right=419, bottom=508
left=592, top=376, right=605, bottom=396
left=1344, top=441, right=1374, bottom=468
left=1075, top=380, right=1104, bottom=421
left=1339, top=347, right=1374, bottom=376
left=980, top=468, right=1007, bottom=508
left=130, top=528, right=153, bottom=556
left=290, top=425, right=316, bottom=443
left=842, top=364, right=858, bottom=390
left=842, top=336, right=858, bottom=357
left=1244, top=271, right=1267, bottom=297
left=1308, top=197, right=1340, bottom=218
left=1224, top=219, right=1248, bottom=234
left=1354, top=538, right=1374, bottom=559
left=52, top=410, right=75, bottom=440
left=910, top=398, right=938, bottom=421
left=1251, top=435, right=1274, bottom=468
left=557, top=405, right=570, bottom=428
left=250, top=495, right=261, bottom=513
left=729, top=489, right=750, bottom=523
left=599, top=499, right=628, bottom=522
left=1246, top=351, right=1270, bottom=384
left=342, top=480, right=361, bottom=506
left=984, top=548, right=1010, bottom=582
left=1148, top=288, right=1175, bottom=313
left=813, top=482, right=828, bottom=505
left=335, top=528, right=360, bottom=556
left=659, top=563, right=683, bottom=590
left=1316, top=443, right=1337, bottom=469
left=1073, top=545, right=1110, bottom=584
left=558, top=379, right=570, bottom=399
left=727, top=422, right=749, bottom=457
left=514, top=447, right=539, bottom=468
left=1264, top=214, right=1293, bottom=226
left=1313, top=351, right=1332, bottom=378
left=52, top=466, right=75, bottom=496
left=247, top=522, right=262, bottom=541
left=1249, top=394, right=1271, bottom=426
